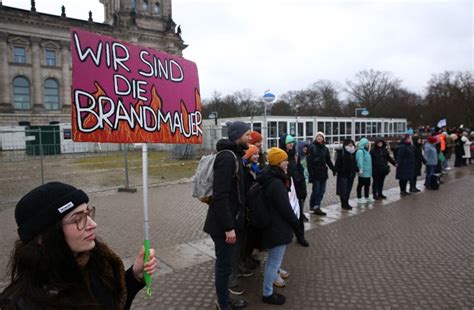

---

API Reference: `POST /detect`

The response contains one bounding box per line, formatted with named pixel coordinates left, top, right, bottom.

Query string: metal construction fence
left=0, top=125, right=409, bottom=207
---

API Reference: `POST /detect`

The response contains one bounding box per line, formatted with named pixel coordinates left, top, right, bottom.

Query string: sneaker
left=229, top=298, right=248, bottom=308
left=357, top=198, right=366, bottom=204
left=380, top=194, right=387, bottom=199
left=273, top=275, right=286, bottom=288
left=400, top=191, right=411, bottom=196
left=313, top=208, right=326, bottom=216
left=366, top=197, right=374, bottom=203
left=238, top=268, right=254, bottom=278
left=278, top=269, right=289, bottom=279
left=229, top=285, right=245, bottom=295
left=262, top=292, right=286, bottom=305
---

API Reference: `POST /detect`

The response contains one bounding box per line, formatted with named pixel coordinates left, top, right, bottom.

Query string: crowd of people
left=205, top=121, right=473, bottom=309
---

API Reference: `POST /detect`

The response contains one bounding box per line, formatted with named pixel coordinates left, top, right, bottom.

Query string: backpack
left=246, top=181, right=271, bottom=228
left=192, top=150, right=239, bottom=204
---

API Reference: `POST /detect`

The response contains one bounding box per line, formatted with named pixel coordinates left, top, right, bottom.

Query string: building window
left=12, top=76, right=31, bottom=109
left=306, top=121, right=313, bottom=138
left=325, top=122, right=331, bottom=136
left=317, top=122, right=324, bottom=133
left=143, top=0, right=148, bottom=11
left=346, top=122, right=352, bottom=135
left=154, top=2, right=160, bottom=14
left=44, top=79, right=60, bottom=110
left=298, top=122, right=304, bottom=137
left=14, top=47, right=26, bottom=64
left=278, top=122, right=287, bottom=137
left=289, top=122, right=296, bottom=136
left=268, top=121, right=277, bottom=138
left=252, top=122, right=262, bottom=133
left=45, top=49, right=56, bottom=66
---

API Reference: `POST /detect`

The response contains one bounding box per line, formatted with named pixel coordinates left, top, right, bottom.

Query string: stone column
left=60, top=40, right=71, bottom=111
left=31, top=36, right=43, bottom=111
left=0, top=32, right=11, bottom=110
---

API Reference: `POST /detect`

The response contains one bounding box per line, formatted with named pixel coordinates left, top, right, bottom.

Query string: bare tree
left=345, top=69, right=401, bottom=113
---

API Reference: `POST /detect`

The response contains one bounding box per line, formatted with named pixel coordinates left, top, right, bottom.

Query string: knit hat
left=243, top=144, right=259, bottom=160
left=267, top=147, right=288, bottom=166
left=15, top=182, right=89, bottom=242
left=285, top=135, right=295, bottom=145
left=227, top=121, right=251, bottom=142
left=315, top=132, right=325, bottom=140
left=249, top=131, right=263, bottom=143
left=427, top=136, right=438, bottom=144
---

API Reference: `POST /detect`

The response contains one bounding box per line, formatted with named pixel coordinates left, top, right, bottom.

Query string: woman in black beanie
left=0, top=182, right=157, bottom=309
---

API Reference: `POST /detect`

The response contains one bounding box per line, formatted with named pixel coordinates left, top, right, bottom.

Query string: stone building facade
left=0, top=0, right=186, bottom=126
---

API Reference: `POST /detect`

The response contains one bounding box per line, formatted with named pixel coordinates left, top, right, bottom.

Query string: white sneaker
left=278, top=268, right=289, bottom=279
left=357, top=198, right=366, bottom=204
left=366, top=197, right=374, bottom=203
left=273, top=275, right=286, bottom=287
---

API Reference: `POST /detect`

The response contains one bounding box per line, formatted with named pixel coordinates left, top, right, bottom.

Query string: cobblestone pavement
left=1, top=163, right=473, bottom=309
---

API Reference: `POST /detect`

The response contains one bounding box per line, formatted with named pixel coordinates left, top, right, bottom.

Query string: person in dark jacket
left=250, top=131, right=266, bottom=169
left=409, top=135, right=425, bottom=192
left=257, top=148, right=300, bottom=306
left=335, top=139, right=358, bottom=210
left=370, top=138, right=396, bottom=200
left=396, top=134, right=415, bottom=196
left=0, top=182, right=156, bottom=310
left=203, top=121, right=250, bottom=310
left=278, top=134, right=309, bottom=247
left=242, top=144, right=263, bottom=271
left=454, top=130, right=465, bottom=167
left=307, top=132, right=335, bottom=216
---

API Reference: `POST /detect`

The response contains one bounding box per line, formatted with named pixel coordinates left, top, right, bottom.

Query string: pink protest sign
left=70, top=28, right=202, bottom=144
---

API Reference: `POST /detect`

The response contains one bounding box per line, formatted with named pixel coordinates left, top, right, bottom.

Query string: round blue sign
left=263, top=92, right=276, bottom=103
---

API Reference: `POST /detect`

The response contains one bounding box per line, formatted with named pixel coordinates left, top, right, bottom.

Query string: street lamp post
left=262, top=91, right=276, bottom=151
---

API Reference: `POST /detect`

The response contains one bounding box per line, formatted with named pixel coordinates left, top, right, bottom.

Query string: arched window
left=43, top=78, right=60, bottom=110
left=154, top=2, right=160, bottom=14
left=12, top=76, right=31, bottom=109
left=143, top=0, right=148, bottom=11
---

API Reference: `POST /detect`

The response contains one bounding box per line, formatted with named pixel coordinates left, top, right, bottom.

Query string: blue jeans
left=263, top=245, right=287, bottom=297
left=211, top=235, right=235, bottom=309
left=425, top=165, right=436, bottom=188
left=310, top=180, right=327, bottom=208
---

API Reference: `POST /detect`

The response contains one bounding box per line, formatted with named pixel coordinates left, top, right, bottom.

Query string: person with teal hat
left=356, top=138, right=373, bottom=203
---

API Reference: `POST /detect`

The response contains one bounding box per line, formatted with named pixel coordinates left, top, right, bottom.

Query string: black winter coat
left=278, top=134, right=307, bottom=200
left=370, top=141, right=396, bottom=176
left=257, top=166, right=299, bottom=249
left=307, top=142, right=335, bottom=181
left=335, top=149, right=358, bottom=178
left=396, top=142, right=415, bottom=181
left=203, top=139, right=246, bottom=237
left=412, top=138, right=425, bottom=176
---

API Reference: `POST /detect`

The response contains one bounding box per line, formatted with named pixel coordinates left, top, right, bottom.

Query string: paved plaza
left=1, top=165, right=473, bottom=309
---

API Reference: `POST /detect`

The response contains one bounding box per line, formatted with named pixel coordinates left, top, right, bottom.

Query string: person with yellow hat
left=256, top=148, right=300, bottom=306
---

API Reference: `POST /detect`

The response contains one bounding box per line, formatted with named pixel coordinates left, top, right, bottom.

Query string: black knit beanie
left=227, top=121, right=250, bottom=142
left=15, top=182, right=89, bottom=242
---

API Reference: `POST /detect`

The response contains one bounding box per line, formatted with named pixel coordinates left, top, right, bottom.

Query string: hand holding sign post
left=71, top=28, right=201, bottom=296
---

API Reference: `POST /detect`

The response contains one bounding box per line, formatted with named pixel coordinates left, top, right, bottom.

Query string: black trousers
left=296, top=198, right=305, bottom=239
left=399, top=180, right=409, bottom=192
left=372, top=174, right=385, bottom=198
left=211, top=235, right=235, bottom=309
left=356, top=176, right=371, bottom=198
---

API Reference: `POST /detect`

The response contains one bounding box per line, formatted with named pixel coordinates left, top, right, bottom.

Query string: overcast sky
left=4, top=0, right=473, bottom=100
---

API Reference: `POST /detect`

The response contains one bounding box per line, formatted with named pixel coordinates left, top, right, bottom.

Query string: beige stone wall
left=0, top=1, right=185, bottom=126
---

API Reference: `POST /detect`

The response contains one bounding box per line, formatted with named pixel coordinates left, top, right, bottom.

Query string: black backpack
left=246, top=181, right=271, bottom=229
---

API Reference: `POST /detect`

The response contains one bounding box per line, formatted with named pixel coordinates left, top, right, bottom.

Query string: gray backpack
left=192, top=150, right=239, bottom=204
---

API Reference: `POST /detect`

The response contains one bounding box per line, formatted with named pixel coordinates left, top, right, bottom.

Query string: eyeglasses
left=63, top=206, right=96, bottom=230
